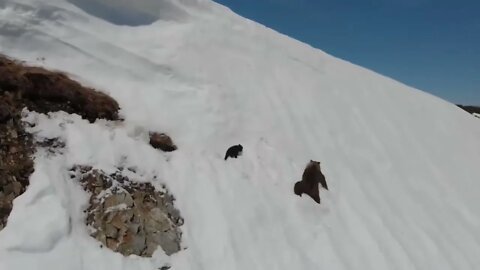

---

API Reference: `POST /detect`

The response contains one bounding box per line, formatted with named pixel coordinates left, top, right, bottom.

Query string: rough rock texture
left=149, top=132, right=177, bottom=152
left=0, top=54, right=120, bottom=230
left=0, top=98, right=13, bottom=123
left=72, top=166, right=183, bottom=257
left=0, top=55, right=120, bottom=122
left=1, top=55, right=183, bottom=257
left=0, top=95, right=34, bottom=230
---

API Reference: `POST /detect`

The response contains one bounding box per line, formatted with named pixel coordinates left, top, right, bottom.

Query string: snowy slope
left=1, top=0, right=480, bottom=269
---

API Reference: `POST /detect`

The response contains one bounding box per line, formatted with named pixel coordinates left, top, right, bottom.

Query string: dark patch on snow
left=0, top=54, right=120, bottom=123
left=0, top=93, right=34, bottom=231
left=0, top=54, right=121, bottom=231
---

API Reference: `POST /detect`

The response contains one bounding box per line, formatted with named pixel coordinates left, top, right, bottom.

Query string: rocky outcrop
left=0, top=95, right=34, bottom=230
left=149, top=132, right=177, bottom=152
left=0, top=55, right=120, bottom=122
left=1, top=55, right=183, bottom=259
left=0, top=54, right=120, bottom=230
left=0, top=98, right=13, bottom=123
left=72, top=166, right=183, bottom=257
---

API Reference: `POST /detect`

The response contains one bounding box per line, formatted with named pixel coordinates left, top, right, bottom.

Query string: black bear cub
left=294, top=160, right=328, bottom=204
left=224, top=144, right=243, bottom=160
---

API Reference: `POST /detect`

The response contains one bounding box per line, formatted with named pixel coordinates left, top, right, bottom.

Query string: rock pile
left=0, top=55, right=120, bottom=123
left=0, top=95, right=34, bottom=230
left=0, top=54, right=122, bottom=230
left=149, top=132, right=177, bottom=152
left=1, top=55, right=183, bottom=259
left=72, top=166, right=183, bottom=257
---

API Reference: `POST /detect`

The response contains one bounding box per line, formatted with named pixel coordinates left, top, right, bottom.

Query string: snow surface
left=1, top=0, right=480, bottom=269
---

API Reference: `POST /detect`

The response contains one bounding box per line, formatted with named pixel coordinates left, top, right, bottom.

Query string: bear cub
left=224, top=144, right=243, bottom=160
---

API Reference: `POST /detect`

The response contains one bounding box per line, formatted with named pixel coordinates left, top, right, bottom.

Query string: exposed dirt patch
left=1, top=55, right=183, bottom=259
left=0, top=55, right=120, bottom=122
left=0, top=95, right=34, bottom=230
left=71, top=166, right=183, bottom=257
left=0, top=54, right=120, bottom=230
left=149, top=132, right=177, bottom=152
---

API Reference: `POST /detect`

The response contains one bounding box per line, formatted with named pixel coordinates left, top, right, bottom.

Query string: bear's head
left=309, top=160, right=320, bottom=168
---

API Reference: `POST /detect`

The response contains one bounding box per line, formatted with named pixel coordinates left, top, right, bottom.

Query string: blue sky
left=214, top=0, right=480, bottom=105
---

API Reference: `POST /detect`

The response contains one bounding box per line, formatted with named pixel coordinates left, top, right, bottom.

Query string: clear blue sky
left=214, top=0, right=480, bottom=105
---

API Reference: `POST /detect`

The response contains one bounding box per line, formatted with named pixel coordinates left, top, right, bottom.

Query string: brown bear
left=294, top=160, right=328, bottom=204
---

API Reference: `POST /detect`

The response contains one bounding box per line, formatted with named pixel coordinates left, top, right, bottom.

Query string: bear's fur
left=224, top=144, right=243, bottom=160
left=294, top=160, right=328, bottom=204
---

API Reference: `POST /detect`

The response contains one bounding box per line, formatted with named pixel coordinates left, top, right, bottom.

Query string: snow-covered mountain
left=1, top=0, right=480, bottom=269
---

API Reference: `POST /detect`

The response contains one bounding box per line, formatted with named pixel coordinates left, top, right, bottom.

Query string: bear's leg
left=307, top=183, right=321, bottom=204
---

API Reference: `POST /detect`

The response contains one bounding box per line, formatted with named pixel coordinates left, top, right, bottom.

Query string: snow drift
left=1, top=0, right=480, bottom=269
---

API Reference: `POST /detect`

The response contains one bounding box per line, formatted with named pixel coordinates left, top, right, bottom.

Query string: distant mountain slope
left=1, top=0, right=480, bottom=270
left=458, top=105, right=480, bottom=115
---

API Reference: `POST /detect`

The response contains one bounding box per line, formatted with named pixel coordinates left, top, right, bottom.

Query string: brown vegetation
left=0, top=95, right=34, bottom=230
left=0, top=54, right=120, bottom=230
left=0, top=55, right=120, bottom=122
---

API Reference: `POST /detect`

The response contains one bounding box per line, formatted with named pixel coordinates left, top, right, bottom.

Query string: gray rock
left=76, top=167, right=183, bottom=257
left=105, top=223, right=118, bottom=238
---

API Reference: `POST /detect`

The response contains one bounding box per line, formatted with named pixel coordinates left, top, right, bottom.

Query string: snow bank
left=1, top=0, right=480, bottom=269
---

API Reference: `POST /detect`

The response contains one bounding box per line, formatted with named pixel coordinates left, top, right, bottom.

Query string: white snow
left=1, top=0, right=480, bottom=269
